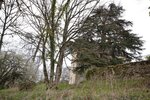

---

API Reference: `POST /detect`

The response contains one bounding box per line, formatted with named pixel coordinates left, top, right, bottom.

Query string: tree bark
left=49, top=35, right=55, bottom=84
left=41, top=33, right=49, bottom=88
left=49, top=0, right=56, bottom=84
left=55, top=47, right=65, bottom=84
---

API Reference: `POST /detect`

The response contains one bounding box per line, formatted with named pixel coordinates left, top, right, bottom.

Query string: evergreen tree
left=71, top=3, right=143, bottom=73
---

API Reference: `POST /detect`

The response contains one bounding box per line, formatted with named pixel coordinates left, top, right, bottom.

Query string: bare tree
left=0, top=0, right=4, bottom=10
left=18, top=0, right=100, bottom=88
left=0, top=0, right=23, bottom=52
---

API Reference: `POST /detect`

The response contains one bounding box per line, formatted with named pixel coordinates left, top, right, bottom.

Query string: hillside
left=0, top=60, right=150, bottom=100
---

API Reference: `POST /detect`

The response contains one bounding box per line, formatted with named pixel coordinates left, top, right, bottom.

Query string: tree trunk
left=42, top=49, right=49, bottom=87
left=41, top=34, right=49, bottom=89
left=49, top=34, right=55, bottom=84
left=49, top=0, right=56, bottom=84
left=55, top=47, right=65, bottom=84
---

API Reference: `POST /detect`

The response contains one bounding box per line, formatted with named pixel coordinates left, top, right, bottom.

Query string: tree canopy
left=71, top=3, right=143, bottom=73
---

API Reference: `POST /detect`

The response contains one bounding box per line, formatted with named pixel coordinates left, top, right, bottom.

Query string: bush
left=18, top=81, right=36, bottom=91
left=0, top=52, right=25, bottom=89
left=85, top=67, right=106, bottom=80
left=0, top=51, right=38, bottom=89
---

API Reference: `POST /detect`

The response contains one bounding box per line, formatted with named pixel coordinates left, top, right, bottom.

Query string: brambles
left=18, top=81, right=36, bottom=91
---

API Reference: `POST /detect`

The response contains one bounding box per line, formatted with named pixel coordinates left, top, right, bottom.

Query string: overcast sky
left=111, top=0, right=150, bottom=57
left=2, top=0, right=150, bottom=58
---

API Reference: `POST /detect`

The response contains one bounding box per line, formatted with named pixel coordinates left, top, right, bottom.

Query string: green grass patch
left=0, top=79, right=150, bottom=100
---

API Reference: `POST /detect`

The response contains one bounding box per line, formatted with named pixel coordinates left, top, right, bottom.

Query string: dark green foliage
left=71, top=3, right=143, bottom=73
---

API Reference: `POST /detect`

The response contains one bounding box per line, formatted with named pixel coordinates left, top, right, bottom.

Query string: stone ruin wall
left=69, top=60, right=150, bottom=84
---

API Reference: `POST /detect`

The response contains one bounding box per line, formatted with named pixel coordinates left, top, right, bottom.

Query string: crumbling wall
left=85, top=60, right=150, bottom=80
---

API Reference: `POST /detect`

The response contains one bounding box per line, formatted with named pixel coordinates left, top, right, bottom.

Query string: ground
left=0, top=60, right=150, bottom=100
left=0, top=78, right=150, bottom=100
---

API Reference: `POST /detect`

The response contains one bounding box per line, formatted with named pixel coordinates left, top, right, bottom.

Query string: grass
left=0, top=78, right=150, bottom=100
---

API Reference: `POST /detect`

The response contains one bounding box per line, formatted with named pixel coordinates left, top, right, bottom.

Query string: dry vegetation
left=0, top=60, right=150, bottom=100
left=86, top=60, right=150, bottom=80
left=0, top=78, right=150, bottom=100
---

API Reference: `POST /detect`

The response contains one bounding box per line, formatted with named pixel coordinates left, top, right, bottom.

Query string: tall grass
left=0, top=78, right=150, bottom=100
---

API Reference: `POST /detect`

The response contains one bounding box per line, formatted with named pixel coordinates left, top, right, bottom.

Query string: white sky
left=112, top=0, right=150, bottom=57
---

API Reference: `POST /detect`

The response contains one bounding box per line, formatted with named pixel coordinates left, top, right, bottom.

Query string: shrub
left=18, top=81, right=36, bottom=91
left=0, top=52, right=25, bottom=89
left=85, top=67, right=106, bottom=80
left=0, top=51, right=38, bottom=89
